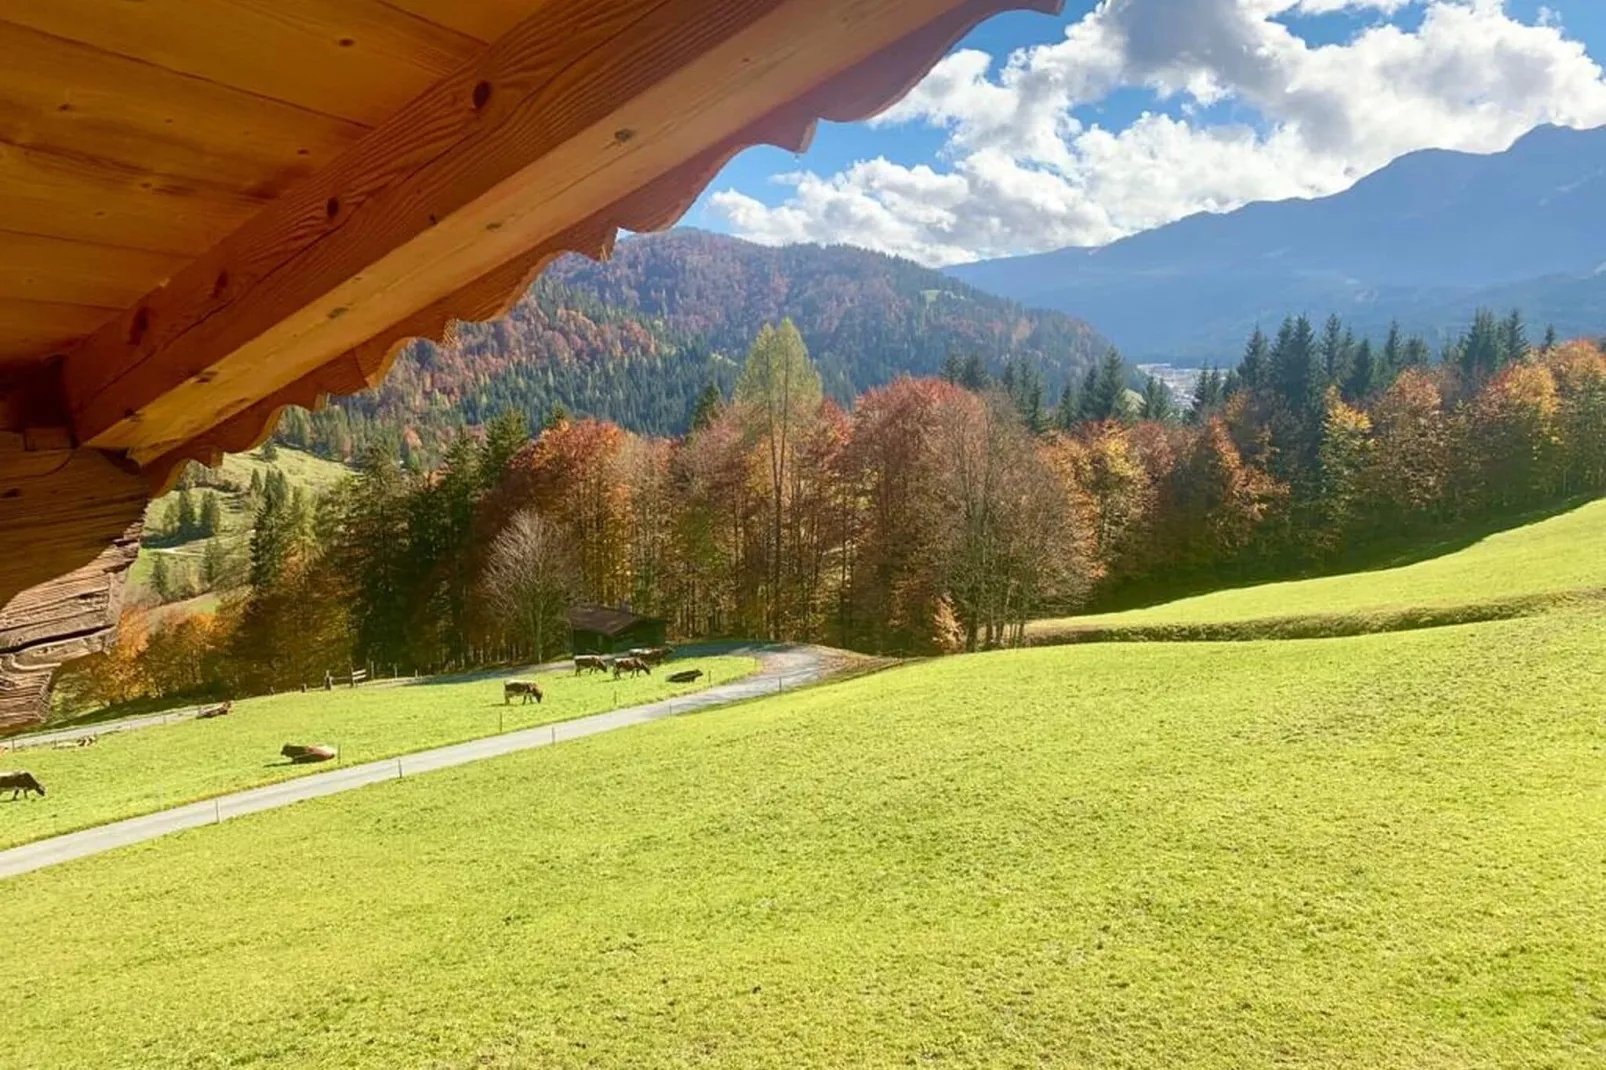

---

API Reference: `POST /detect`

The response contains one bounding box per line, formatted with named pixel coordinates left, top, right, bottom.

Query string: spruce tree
left=152, top=553, right=174, bottom=602
left=1140, top=376, right=1173, bottom=422
left=1343, top=339, right=1376, bottom=402
left=478, top=408, right=528, bottom=490
left=1543, top=324, right=1558, bottom=353
left=1382, top=321, right=1403, bottom=378
left=202, top=538, right=228, bottom=590
left=176, top=489, right=198, bottom=541
left=691, top=382, right=724, bottom=432
left=1239, top=326, right=1270, bottom=389
left=199, top=492, right=222, bottom=538
left=940, top=353, right=964, bottom=384
left=1500, top=309, right=1529, bottom=366
left=958, top=354, right=989, bottom=391
left=1054, top=383, right=1078, bottom=432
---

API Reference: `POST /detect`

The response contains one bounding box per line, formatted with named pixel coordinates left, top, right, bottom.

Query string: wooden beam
left=63, top=0, right=1057, bottom=466
left=0, top=529, right=140, bottom=734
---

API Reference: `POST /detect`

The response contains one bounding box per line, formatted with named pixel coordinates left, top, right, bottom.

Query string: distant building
left=567, top=604, right=668, bottom=655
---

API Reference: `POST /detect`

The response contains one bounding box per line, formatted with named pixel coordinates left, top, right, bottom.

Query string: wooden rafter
left=63, top=0, right=1062, bottom=485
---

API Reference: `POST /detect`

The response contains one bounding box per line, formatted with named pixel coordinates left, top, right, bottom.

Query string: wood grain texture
left=0, top=19, right=367, bottom=199
left=0, top=0, right=485, bottom=125
left=0, top=140, right=269, bottom=257
left=0, top=232, right=186, bottom=314
left=0, top=300, right=113, bottom=368
left=66, top=0, right=1057, bottom=467
left=0, top=528, right=140, bottom=733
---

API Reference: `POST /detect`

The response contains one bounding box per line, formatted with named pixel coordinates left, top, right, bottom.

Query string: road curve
left=0, top=647, right=833, bottom=881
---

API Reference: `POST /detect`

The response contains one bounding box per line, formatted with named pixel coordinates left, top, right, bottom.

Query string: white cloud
left=708, top=0, right=1606, bottom=265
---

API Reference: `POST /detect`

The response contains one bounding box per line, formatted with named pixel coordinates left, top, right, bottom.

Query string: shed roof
left=567, top=604, right=665, bottom=638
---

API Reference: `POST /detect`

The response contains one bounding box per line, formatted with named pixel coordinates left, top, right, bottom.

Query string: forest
left=272, top=231, right=1110, bottom=467
left=56, top=307, right=1606, bottom=712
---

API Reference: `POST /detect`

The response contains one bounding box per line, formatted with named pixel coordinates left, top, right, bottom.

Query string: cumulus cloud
left=708, top=0, right=1606, bottom=265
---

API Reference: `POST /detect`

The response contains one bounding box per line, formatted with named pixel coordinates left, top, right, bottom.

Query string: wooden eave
left=0, top=0, right=1062, bottom=712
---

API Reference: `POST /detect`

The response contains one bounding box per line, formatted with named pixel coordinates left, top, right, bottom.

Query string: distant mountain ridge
left=948, top=123, right=1606, bottom=361
left=333, top=230, right=1111, bottom=456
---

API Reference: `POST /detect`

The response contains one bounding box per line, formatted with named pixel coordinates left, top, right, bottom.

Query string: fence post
left=396, top=757, right=403, bottom=779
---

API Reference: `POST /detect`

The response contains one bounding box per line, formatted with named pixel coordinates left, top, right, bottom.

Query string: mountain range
left=947, top=123, right=1606, bottom=362
left=338, top=230, right=1110, bottom=454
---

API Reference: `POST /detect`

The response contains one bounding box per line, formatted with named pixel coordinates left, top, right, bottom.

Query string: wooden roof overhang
left=0, top=0, right=1060, bottom=726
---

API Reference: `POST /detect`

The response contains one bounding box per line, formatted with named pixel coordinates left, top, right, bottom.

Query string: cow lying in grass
left=196, top=701, right=232, bottom=720
left=280, top=744, right=337, bottom=764
left=0, top=771, right=45, bottom=799
left=613, top=656, right=650, bottom=679
left=666, top=669, right=704, bottom=684
left=573, top=655, right=608, bottom=675
left=504, top=680, right=544, bottom=704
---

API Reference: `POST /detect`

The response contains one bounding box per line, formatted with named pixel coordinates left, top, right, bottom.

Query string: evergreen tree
left=542, top=401, right=570, bottom=431
left=176, top=489, right=198, bottom=541
left=1543, top=324, right=1559, bottom=353
left=1079, top=349, right=1128, bottom=423
left=152, top=553, right=175, bottom=602
left=1140, top=376, right=1174, bottom=422
left=940, top=352, right=964, bottom=384
left=1500, top=308, right=1529, bottom=366
left=1319, top=314, right=1351, bottom=385
left=958, top=354, right=990, bottom=391
left=1054, top=383, right=1078, bottom=433
left=1343, top=339, right=1377, bottom=403
left=1382, top=321, right=1403, bottom=379
left=690, top=381, right=725, bottom=431
left=202, top=538, right=229, bottom=590
left=259, top=440, right=279, bottom=463
left=1402, top=336, right=1431, bottom=368
left=1270, top=315, right=1320, bottom=413
left=1190, top=365, right=1225, bottom=423
left=199, top=492, right=222, bottom=538
left=1458, top=308, right=1504, bottom=384
left=248, top=469, right=263, bottom=498
left=478, top=408, right=528, bottom=491
left=1239, top=326, right=1270, bottom=389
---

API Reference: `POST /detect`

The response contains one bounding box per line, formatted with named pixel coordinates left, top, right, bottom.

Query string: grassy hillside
left=0, top=656, right=754, bottom=850
left=2, top=607, right=1604, bottom=1066
left=128, top=446, right=351, bottom=604
left=1031, top=497, right=1606, bottom=642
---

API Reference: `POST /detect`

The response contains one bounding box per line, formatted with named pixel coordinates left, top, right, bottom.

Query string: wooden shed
left=568, top=605, right=668, bottom=656
left=0, top=0, right=1060, bottom=729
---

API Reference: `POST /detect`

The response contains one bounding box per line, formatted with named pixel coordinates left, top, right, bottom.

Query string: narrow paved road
left=0, top=648, right=833, bottom=880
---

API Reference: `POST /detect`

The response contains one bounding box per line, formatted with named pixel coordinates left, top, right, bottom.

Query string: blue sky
left=686, top=1, right=1606, bottom=265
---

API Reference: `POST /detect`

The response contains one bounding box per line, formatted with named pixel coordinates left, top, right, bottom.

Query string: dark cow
left=573, top=655, right=608, bottom=676
left=504, top=680, right=544, bottom=704
left=0, top=771, right=45, bottom=799
left=666, top=669, right=704, bottom=684
left=280, top=744, right=338, bottom=764
left=630, top=646, right=674, bottom=666
left=613, top=656, right=650, bottom=679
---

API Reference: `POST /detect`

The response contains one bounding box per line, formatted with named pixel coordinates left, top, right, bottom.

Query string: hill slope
left=330, top=230, right=1110, bottom=453
left=950, top=123, right=1606, bottom=360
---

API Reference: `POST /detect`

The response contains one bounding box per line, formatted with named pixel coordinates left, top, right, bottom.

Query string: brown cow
left=630, top=646, right=674, bottom=666
left=613, top=656, right=650, bottom=679
left=504, top=680, right=544, bottom=704
left=573, top=655, right=608, bottom=675
left=0, top=771, right=45, bottom=799
left=280, top=744, right=338, bottom=764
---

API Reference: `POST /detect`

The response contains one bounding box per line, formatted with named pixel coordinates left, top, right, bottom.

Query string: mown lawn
left=0, top=656, right=754, bottom=850
left=3, top=613, right=1603, bottom=1068
left=1032, top=496, right=1606, bottom=638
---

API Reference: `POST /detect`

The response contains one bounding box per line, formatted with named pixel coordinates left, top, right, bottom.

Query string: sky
left=684, top=0, right=1606, bottom=267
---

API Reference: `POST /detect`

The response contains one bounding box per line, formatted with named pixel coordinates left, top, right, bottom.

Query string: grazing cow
left=504, top=680, right=544, bottom=704
left=573, top=655, right=608, bottom=676
left=280, top=744, right=338, bottom=764
left=613, top=656, right=650, bottom=679
left=630, top=646, right=674, bottom=666
left=0, top=771, right=45, bottom=799
left=666, top=669, right=704, bottom=684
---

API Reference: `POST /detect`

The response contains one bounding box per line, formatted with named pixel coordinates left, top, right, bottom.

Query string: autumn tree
left=481, top=510, right=579, bottom=663
left=734, top=320, right=823, bottom=639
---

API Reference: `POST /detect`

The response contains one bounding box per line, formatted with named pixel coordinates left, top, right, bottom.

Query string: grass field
left=0, top=656, right=754, bottom=850
left=2, top=608, right=1603, bottom=1067
left=128, top=446, right=351, bottom=598
left=1031, top=497, right=1606, bottom=641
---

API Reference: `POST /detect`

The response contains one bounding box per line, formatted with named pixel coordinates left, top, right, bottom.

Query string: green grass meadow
left=1032, top=496, right=1606, bottom=640
left=0, top=656, right=754, bottom=850
left=3, top=608, right=1604, bottom=1067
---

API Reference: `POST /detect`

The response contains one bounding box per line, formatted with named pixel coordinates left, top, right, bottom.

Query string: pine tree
left=940, top=352, right=964, bottom=384
left=542, top=401, right=570, bottom=431
left=1543, top=324, right=1559, bottom=353
left=478, top=408, right=528, bottom=490
left=259, top=440, right=279, bottom=463
left=202, top=538, right=229, bottom=590
left=690, top=382, right=725, bottom=431
left=1500, top=309, right=1529, bottom=366
left=1190, top=365, right=1224, bottom=423
left=1458, top=308, right=1504, bottom=385
left=1382, top=321, right=1403, bottom=379
left=1270, top=315, right=1320, bottom=412
left=1319, top=314, right=1351, bottom=385
left=152, top=553, right=175, bottom=602
left=1079, top=349, right=1128, bottom=422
